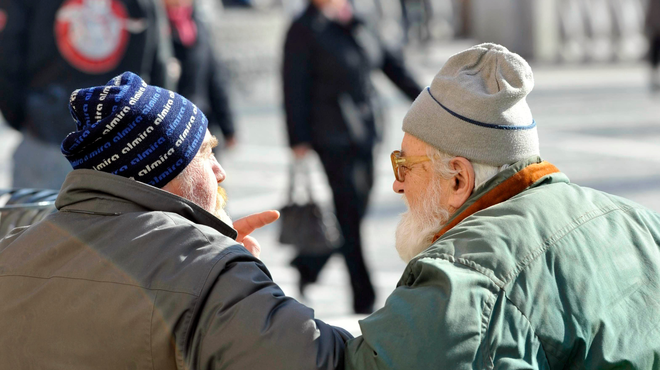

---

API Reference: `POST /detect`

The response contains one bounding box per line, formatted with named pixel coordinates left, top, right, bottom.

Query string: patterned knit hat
left=61, top=72, right=208, bottom=188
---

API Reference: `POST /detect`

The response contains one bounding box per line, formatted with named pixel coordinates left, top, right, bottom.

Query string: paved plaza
left=2, top=39, right=660, bottom=335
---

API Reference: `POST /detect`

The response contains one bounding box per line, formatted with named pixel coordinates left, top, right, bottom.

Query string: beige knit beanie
left=402, top=43, right=539, bottom=166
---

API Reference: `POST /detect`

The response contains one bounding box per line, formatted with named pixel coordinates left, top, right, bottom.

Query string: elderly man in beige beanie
left=342, top=43, right=660, bottom=369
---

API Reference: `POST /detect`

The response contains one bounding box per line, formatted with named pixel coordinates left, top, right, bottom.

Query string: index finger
left=233, top=210, right=280, bottom=240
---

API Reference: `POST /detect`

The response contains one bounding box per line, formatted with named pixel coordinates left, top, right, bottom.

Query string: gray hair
left=425, top=146, right=508, bottom=191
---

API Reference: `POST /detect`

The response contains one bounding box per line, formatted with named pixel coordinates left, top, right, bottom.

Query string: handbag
left=278, top=159, right=342, bottom=255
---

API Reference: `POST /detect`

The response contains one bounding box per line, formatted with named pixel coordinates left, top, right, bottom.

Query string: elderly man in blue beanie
left=0, top=72, right=351, bottom=369
left=340, top=43, right=660, bottom=369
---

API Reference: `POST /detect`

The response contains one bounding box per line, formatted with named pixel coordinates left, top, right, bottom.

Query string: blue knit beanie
left=61, top=72, right=208, bottom=188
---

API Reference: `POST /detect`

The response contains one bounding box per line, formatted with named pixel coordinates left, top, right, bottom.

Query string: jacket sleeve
left=380, top=47, right=422, bottom=102
left=344, top=257, right=547, bottom=369
left=282, top=21, right=313, bottom=147
left=0, top=0, right=29, bottom=131
left=189, top=248, right=352, bottom=370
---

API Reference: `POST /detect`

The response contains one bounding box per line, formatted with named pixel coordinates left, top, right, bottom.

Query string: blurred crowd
left=0, top=0, right=446, bottom=188
left=0, top=0, right=237, bottom=190
left=1, top=0, right=656, bottom=181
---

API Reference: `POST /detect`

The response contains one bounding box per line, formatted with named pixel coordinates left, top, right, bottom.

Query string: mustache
left=214, top=185, right=233, bottom=226
left=217, top=186, right=228, bottom=206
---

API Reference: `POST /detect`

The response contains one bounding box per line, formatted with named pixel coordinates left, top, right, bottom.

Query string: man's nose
left=393, top=179, right=404, bottom=194
left=213, top=157, right=226, bottom=183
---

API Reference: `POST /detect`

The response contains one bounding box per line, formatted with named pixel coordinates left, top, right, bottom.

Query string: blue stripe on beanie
left=61, top=72, right=208, bottom=188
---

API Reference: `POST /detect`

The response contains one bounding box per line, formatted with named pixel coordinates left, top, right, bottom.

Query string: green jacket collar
left=433, top=156, right=568, bottom=241
left=55, top=169, right=238, bottom=239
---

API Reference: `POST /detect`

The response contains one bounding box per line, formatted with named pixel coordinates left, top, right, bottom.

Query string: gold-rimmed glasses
left=390, top=150, right=431, bottom=182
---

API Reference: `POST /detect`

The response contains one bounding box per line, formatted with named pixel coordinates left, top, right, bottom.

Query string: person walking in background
left=0, top=0, right=172, bottom=190
left=282, top=0, right=422, bottom=314
left=646, top=0, right=660, bottom=91
left=164, top=0, right=237, bottom=150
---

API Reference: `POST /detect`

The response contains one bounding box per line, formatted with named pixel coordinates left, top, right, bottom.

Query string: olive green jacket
left=0, top=169, right=350, bottom=369
left=346, top=156, right=660, bottom=369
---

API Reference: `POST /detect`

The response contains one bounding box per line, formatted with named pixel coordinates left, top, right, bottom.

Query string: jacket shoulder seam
left=176, top=248, right=247, bottom=367
left=150, top=290, right=158, bottom=370
left=415, top=253, right=507, bottom=289
left=501, top=204, right=622, bottom=285
left=480, top=291, right=498, bottom=370
left=190, top=249, right=253, bottom=355
left=499, top=293, right=552, bottom=369
left=417, top=203, right=626, bottom=288
left=0, top=274, right=199, bottom=296
left=160, top=211, right=245, bottom=291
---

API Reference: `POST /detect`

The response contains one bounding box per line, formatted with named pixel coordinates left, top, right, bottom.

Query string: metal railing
left=0, top=189, right=58, bottom=239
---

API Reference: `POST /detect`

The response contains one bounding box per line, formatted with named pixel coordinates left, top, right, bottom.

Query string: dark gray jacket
left=0, top=170, right=350, bottom=369
left=647, top=0, right=660, bottom=36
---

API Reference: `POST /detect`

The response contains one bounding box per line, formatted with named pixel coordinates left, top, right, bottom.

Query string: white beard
left=395, top=182, right=451, bottom=263
left=213, top=187, right=233, bottom=227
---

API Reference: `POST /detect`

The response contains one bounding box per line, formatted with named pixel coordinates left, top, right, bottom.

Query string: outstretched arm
left=380, top=47, right=422, bottom=101
left=189, top=247, right=352, bottom=369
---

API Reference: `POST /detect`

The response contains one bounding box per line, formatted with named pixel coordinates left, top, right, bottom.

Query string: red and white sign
left=0, top=9, right=7, bottom=33
left=54, top=0, right=130, bottom=74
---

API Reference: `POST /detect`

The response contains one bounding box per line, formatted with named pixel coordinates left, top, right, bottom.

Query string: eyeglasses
left=390, top=150, right=431, bottom=182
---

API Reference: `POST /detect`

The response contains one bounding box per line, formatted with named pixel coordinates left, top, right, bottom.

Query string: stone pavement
left=2, top=40, right=660, bottom=335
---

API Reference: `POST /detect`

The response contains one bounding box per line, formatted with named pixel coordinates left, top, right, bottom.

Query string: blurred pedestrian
left=0, top=0, right=172, bottom=190
left=282, top=0, right=422, bottom=314
left=646, top=0, right=660, bottom=91
left=164, top=0, right=237, bottom=150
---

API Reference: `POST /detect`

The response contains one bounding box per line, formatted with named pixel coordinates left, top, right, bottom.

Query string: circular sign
left=54, top=0, right=130, bottom=74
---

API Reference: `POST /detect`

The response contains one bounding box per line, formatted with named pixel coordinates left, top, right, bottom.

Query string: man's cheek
left=405, top=193, right=420, bottom=209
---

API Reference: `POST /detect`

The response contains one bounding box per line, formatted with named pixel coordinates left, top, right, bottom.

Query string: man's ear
left=448, top=157, right=474, bottom=210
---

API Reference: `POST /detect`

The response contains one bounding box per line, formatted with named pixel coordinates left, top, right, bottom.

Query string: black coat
left=171, top=12, right=235, bottom=140
left=647, top=0, right=660, bottom=36
left=282, top=4, right=421, bottom=150
left=0, top=0, right=171, bottom=145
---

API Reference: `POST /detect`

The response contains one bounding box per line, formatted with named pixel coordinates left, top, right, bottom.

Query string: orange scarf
left=432, top=161, right=560, bottom=242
